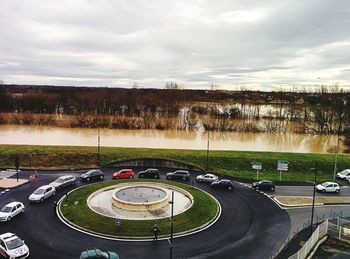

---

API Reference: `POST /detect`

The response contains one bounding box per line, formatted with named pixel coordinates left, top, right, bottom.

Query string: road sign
left=251, top=162, right=262, bottom=170
left=277, top=160, right=289, bottom=171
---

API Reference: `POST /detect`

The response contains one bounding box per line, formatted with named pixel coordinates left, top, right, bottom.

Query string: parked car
left=113, top=169, right=135, bottom=179
left=336, top=169, right=350, bottom=180
left=29, top=185, right=56, bottom=202
left=138, top=168, right=160, bottom=179
left=0, top=232, right=29, bottom=259
left=0, top=202, right=25, bottom=222
left=196, top=173, right=218, bottom=183
left=81, top=170, right=104, bottom=182
left=80, top=248, right=119, bottom=259
left=252, top=180, right=275, bottom=191
left=316, top=182, right=340, bottom=193
left=166, top=170, right=190, bottom=181
left=49, top=175, right=76, bottom=190
left=211, top=179, right=234, bottom=190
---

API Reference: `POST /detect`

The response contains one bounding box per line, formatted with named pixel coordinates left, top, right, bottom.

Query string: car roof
left=58, top=175, right=74, bottom=179
left=261, top=180, right=273, bottom=183
left=205, top=174, right=216, bottom=177
left=174, top=170, right=189, bottom=173
left=37, top=185, right=52, bottom=189
left=324, top=181, right=338, bottom=185
left=0, top=232, right=18, bottom=241
left=119, top=169, right=132, bottom=171
left=219, top=179, right=231, bottom=182
left=4, top=202, right=21, bottom=207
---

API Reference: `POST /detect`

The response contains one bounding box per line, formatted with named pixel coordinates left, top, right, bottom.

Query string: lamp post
left=97, top=128, right=101, bottom=166
left=310, top=161, right=318, bottom=237
left=169, top=191, right=174, bottom=259
left=206, top=130, right=210, bottom=172
left=333, top=132, right=341, bottom=179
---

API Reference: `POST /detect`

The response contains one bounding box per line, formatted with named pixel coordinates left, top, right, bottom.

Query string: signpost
left=277, top=160, right=289, bottom=181
left=14, top=154, right=19, bottom=183
left=251, top=162, right=262, bottom=180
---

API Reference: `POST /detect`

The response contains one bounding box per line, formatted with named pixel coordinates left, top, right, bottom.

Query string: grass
left=59, top=179, right=219, bottom=237
left=0, top=144, right=350, bottom=182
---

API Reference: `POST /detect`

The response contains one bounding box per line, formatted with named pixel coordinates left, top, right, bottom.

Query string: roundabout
left=58, top=180, right=220, bottom=239
left=0, top=168, right=291, bottom=259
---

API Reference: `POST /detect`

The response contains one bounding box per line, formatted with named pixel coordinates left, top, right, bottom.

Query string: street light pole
left=333, top=133, right=340, bottom=179
left=169, top=191, right=174, bottom=259
left=206, top=130, right=210, bottom=172
left=310, top=161, right=318, bottom=238
left=97, top=128, right=101, bottom=166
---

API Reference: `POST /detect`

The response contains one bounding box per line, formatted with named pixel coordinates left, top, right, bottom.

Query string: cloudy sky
left=1, top=0, right=350, bottom=90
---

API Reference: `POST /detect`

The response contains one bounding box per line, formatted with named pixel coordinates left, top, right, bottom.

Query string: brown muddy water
left=0, top=125, right=341, bottom=153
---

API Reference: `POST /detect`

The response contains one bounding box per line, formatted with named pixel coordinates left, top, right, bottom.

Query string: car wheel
left=7, top=216, right=11, bottom=221
left=40, top=197, right=44, bottom=202
left=182, top=177, right=186, bottom=181
left=256, top=186, right=259, bottom=190
left=271, top=187, right=275, bottom=191
left=100, top=175, right=104, bottom=180
left=87, top=177, right=90, bottom=181
left=336, top=189, right=340, bottom=193
left=22, top=208, right=25, bottom=213
left=155, top=175, right=159, bottom=179
left=228, top=186, right=232, bottom=191
left=129, top=176, right=133, bottom=179
left=140, top=174, right=144, bottom=178
left=53, top=191, right=56, bottom=196
left=167, top=176, right=171, bottom=180
left=322, top=189, right=326, bottom=193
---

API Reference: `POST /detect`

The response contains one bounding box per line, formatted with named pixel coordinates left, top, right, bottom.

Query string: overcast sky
left=1, top=0, right=350, bottom=90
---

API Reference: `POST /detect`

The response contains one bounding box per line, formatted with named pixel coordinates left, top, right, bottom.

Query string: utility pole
left=97, top=128, right=101, bottom=166
left=206, top=130, right=210, bottom=172
left=310, top=161, right=318, bottom=237
left=14, top=154, right=19, bottom=182
left=333, top=133, right=340, bottom=179
left=169, top=191, right=174, bottom=259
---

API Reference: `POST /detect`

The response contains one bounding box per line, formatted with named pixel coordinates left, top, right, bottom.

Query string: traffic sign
left=277, top=160, right=288, bottom=171
left=251, top=161, right=262, bottom=170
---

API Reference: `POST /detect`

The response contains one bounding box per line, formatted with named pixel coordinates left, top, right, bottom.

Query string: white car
left=316, top=182, right=340, bottom=193
left=0, top=232, right=29, bottom=259
left=0, top=202, right=25, bottom=222
left=49, top=175, right=76, bottom=190
left=29, top=185, right=56, bottom=202
left=196, top=173, right=219, bottom=183
left=336, top=169, right=350, bottom=180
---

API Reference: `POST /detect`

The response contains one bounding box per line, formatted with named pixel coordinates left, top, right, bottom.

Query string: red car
left=112, top=169, right=135, bottom=179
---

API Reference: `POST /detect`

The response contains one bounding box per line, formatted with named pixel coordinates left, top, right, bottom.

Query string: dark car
left=211, top=179, right=234, bottom=190
left=138, top=168, right=160, bottom=179
left=166, top=170, right=190, bottom=181
left=80, top=248, right=119, bottom=259
left=80, top=169, right=104, bottom=182
left=252, top=180, right=275, bottom=191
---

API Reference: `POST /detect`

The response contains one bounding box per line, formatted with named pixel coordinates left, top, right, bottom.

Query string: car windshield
left=0, top=206, right=12, bottom=213
left=5, top=238, right=23, bottom=250
left=321, top=183, right=329, bottom=187
left=54, top=178, right=64, bottom=183
left=33, top=188, right=45, bottom=195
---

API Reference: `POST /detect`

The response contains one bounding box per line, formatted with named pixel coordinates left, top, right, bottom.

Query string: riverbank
left=1, top=145, right=349, bottom=182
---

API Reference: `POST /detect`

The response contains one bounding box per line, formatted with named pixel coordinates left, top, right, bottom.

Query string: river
left=0, top=125, right=341, bottom=154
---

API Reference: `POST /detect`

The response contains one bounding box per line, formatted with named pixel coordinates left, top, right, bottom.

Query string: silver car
left=196, top=173, right=218, bottom=183
left=0, top=202, right=25, bottom=222
left=49, top=175, right=76, bottom=190
left=29, top=185, right=56, bottom=202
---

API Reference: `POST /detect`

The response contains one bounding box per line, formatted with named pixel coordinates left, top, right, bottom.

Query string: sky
left=1, top=0, right=350, bottom=90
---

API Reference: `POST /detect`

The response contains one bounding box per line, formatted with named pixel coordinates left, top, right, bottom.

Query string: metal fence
left=287, top=219, right=328, bottom=259
left=328, top=217, right=350, bottom=243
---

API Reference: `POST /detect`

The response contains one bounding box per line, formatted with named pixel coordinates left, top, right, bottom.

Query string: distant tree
left=165, top=82, right=183, bottom=90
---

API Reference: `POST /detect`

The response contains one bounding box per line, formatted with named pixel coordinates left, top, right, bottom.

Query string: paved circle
left=0, top=168, right=291, bottom=259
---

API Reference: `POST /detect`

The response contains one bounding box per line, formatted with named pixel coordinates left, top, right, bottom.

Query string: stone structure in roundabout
left=87, top=182, right=194, bottom=220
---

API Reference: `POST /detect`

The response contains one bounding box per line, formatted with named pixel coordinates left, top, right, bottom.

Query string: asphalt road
left=0, top=168, right=290, bottom=259
left=272, top=185, right=350, bottom=197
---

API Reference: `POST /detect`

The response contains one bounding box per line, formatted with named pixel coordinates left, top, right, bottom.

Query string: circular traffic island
left=58, top=179, right=220, bottom=239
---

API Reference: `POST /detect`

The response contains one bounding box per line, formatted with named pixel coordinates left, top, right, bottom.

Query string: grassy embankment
left=60, top=179, right=218, bottom=237
left=0, top=144, right=349, bottom=182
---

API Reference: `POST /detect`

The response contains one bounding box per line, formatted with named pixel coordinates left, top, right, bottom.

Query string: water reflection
left=0, top=125, right=340, bottom=153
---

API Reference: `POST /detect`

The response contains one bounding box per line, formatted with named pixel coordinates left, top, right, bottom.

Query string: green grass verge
left=59, top=179, right=218, bottom=237
left=0, top=144, right=350, bottom=182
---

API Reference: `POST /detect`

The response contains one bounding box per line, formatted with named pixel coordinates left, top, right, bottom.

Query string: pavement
left=274, top=196, right=350, bottom=207
left=0, top=168, right=290, bottom=259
